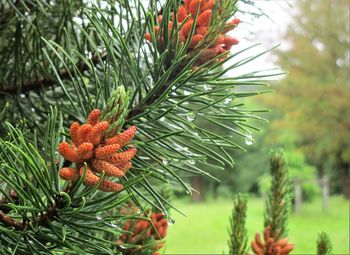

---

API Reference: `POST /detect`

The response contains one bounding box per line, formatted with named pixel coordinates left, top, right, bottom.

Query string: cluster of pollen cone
left=145, top=0, right=240, bottom=65
left=118, top=212, right=168, bottom=255
left=250, top=227, right=294, bottom=255
left=58, top=109, right=137, bottom=192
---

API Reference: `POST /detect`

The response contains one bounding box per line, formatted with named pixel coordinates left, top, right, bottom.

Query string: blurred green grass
left=162, top=196, right=349, bottom=254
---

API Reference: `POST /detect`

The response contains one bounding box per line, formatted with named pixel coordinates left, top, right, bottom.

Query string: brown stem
left=0, top=191, right=19, bottom=213
left=0, top=210, right=24, bottom=230
left=0, top=185, right=73, bottom=231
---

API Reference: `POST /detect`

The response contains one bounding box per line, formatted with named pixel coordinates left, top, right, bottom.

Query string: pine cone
left=58, top=109, right=137, bottom=192
left=145, top=0, right=240, bottom=67
left=250, top=226, right=294, bottom=255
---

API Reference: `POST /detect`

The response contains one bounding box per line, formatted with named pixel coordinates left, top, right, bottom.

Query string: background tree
left=261, top=0, right=350, bottom=198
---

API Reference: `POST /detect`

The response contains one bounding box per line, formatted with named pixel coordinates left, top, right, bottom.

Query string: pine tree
left=316, top=232, right=332, bottom=255
left=262, top=0, right=350, bottom=198
left=228, top=193, right=248, bottom=255
left=250, top=149, right=294, bottom=255
left=0, top=0, right=273, bottom=253
left=264, top=149, right=291, bottom=239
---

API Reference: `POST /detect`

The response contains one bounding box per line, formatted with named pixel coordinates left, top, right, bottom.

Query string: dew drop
left=96, top=212, right=105, bottom=220
left=97, top=46, right=104, bottom=53
left=188, top=159, right=196, bottom=165
left=224, top=98, right=232, bottom=104
left=110, top=220, right=118, bottom=227
left=162, top=159, right=169, bottom=165
left=186, top=112, right=196, bottom=122
left=245, top=135, right=254, bottom=146
left=118, top=244, right=127, bottom=250
left=168, top=218, right=175, bottom=225
left=183, top=147, right=190, bottom=152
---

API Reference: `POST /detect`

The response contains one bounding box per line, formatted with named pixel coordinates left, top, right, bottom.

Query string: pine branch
left=0, top=0, right=281, bottom=253
left=317, top=232, right=332, bottom=255
left=264, top=148, right=291, bottom=240
left=0, top=183, right=74, bottom=231
left=0, top=53, right=104, bottom=95
left=228, top=193, right=248, bottom=255
left=249, top=149, right=294, bottom=255
left=0, top=111, right=137, bottom=253
left=0, top=191, right=19, bottom=214
left=0, top=193, right=21, bottom=230
left=0, top=210, right=23, bottom=230
left=126, top=78, right=175, bottom=122
left=0, top=197, right=53, bottom=230
left=0, top=102, right=8, bottom=124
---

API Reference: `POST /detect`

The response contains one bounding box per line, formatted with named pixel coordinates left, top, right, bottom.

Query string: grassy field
left=162, top=196, right=349, bottom=254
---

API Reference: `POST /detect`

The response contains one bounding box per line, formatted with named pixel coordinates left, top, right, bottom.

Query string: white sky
left=227, top=0, right=295, bottom=79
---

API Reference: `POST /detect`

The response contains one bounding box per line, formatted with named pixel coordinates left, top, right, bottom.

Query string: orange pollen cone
left=107, top=148, right=137, bottom=165
left=58, top=142, right=79, bottom=162
left=60, top=167, right=78, bottom=181
left=92, top=159, right=125, bottom=177
left=87, top=109, right=100, bottom=125
left=57, top=108, right=137, bottom=193
left=95, top=144, right=121, bottom=159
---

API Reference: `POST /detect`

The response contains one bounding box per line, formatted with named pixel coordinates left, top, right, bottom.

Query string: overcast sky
left=227, top=1, right=295, bottom=79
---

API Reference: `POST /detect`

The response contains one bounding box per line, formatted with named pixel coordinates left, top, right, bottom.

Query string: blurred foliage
left=172, top=0, right=349, bottom=201
left=228, top=193, right=248, bottom=255
left=187, top=105, right=269, bottom=199
left=317, top=232, right=332, bottom=255
left=260, top=0, right=350, bottom=198
left=165, top=196, right=348, bottom=254
left=259, top=149, right=320, bottom=203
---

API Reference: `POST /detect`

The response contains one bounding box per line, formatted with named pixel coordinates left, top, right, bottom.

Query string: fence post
left=321, top=175, right=329, bottom=212
left=294, top=177, right=302, bottom=214
left=191, top=176, right=203, bottom=202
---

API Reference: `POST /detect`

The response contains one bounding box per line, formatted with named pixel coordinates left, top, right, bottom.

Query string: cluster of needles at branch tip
left=58, top=109, right=137, bottom=192
left=145, top=0, right=240, bottom=67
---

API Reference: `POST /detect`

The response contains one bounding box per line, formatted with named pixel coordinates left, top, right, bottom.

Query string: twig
left=0, top=210, right=24, bottom=230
